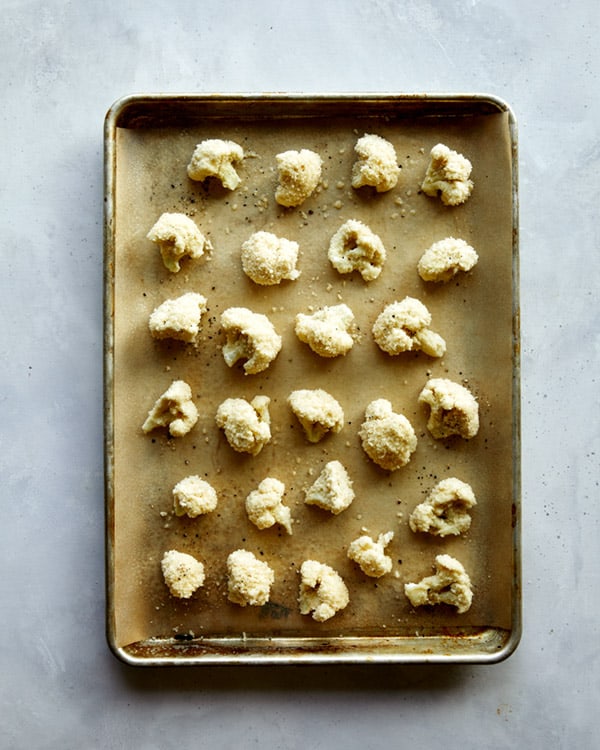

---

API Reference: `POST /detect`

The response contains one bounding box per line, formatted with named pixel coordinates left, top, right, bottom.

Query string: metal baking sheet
left=104, top=93, right=520, bottom=665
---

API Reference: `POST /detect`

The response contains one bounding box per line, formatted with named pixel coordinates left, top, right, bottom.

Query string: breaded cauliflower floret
left=142, top=380, right=198, bottom=437
left=421, top=143, right=473, bottom=206
left=359, top=398, right=417, bottom=471
left=161, top=550, right=205, bottom=599
left=298, top=560, right=349, bottom=622
left=275, top=148, right=322, bottom=207
left=148, top=292, right=208, bottom=343
left=294, top=303, right=355, bottom=358
left=187, top=138, right=244, bottom=190
left=404, top=554, right=473, bottom=614
left=372, top=296, right=446, bottom=358
left=241, top=231, right=301, bottom=285
left=215, top=395, right=271, bottom=456
left=351, top=133, right=400, bottom=192
left=146, top=212, right=210, bottom=273
left=245, top=477, right=292, bottom=534
left=328, top=219, right=386, bottom=281
left=304, top=460, right=354, bottom=515
left=220, top=307, right=282, bottom=374
left=347, top=531, right=394, bottom=578
left=417, top=237, right=479, bottom=282
left=409, top=477, right=476, bottom=537
left=172, top=475, right=218, bottom=518
left=226, top=549, right=274, bottom=607
left=288, top=388, right=344, bottom=443
left=418, top=378, right=479, bottom=440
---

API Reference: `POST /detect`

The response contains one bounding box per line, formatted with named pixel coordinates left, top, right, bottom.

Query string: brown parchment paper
left=110, top=106, right=516, bottom=648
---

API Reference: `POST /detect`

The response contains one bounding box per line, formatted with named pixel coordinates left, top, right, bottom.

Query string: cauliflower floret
left=148, top=292, right=208, bottom=343
left=245, top=477, right=292, bottom=534
left=226, top=549, right=275, bottom=607
left=215, top=395, right=271, bottom=456
left=187, top=139, right=244, bottom=190
left=298, top=560, right=349, bottom=622
left=347, top=531, right=394, bottom=578
left=172, top=475, right=218, bottom=518
left=241, top=231, right=301, bottom=285
left=372, top=296, right=446, bottom=358
left=421, top=143, right=474, bottom=206
left=304, top=460, right=354, bottom=515
left=418, top=378, right=479, bottom=440
left=328, top=219, right=386, bottom=281
left=220, top=307, right=282, bottom=374
left=417, top=237, right=479, bottom=282
left=409, top=478, right=476, bottom=537
left=294, top=303, right=355, bottom=358
left=275, top=148, right=322, bottom=207
left=351, top=133, right=400, bottom=192
left=161, top=550, right=205, bottom=599
left=404, top=554, right=473, bottom=614
left=146, top=212, right=209, bottom=273
left=288, top=388, right=344, bottom=443
left=359, top=398, right=417, bottom=471
left=142, top=380, right=198, bottom=437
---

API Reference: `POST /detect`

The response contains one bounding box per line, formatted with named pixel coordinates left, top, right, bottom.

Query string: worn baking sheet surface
left=105, top=95, right=519, bottom=663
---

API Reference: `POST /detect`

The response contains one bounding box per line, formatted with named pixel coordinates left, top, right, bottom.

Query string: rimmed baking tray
left=104, top=93, right=520, bottom=665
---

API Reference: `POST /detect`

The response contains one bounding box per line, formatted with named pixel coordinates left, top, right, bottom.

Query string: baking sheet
left=104, top=94, right=520, bottom=664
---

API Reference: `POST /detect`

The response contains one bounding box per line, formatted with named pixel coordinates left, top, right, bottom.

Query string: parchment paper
left=110, top=106, right=516, bottom=648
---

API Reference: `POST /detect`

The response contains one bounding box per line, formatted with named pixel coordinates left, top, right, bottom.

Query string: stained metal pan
left=104, top=93, right=520, bottom=665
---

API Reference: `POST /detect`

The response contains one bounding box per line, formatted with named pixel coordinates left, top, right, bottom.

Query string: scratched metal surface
left=104, top=93, right=520, bottom=665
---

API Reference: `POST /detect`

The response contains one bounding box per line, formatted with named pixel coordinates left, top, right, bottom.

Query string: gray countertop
left=1, top=1, right=598, bottom=747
